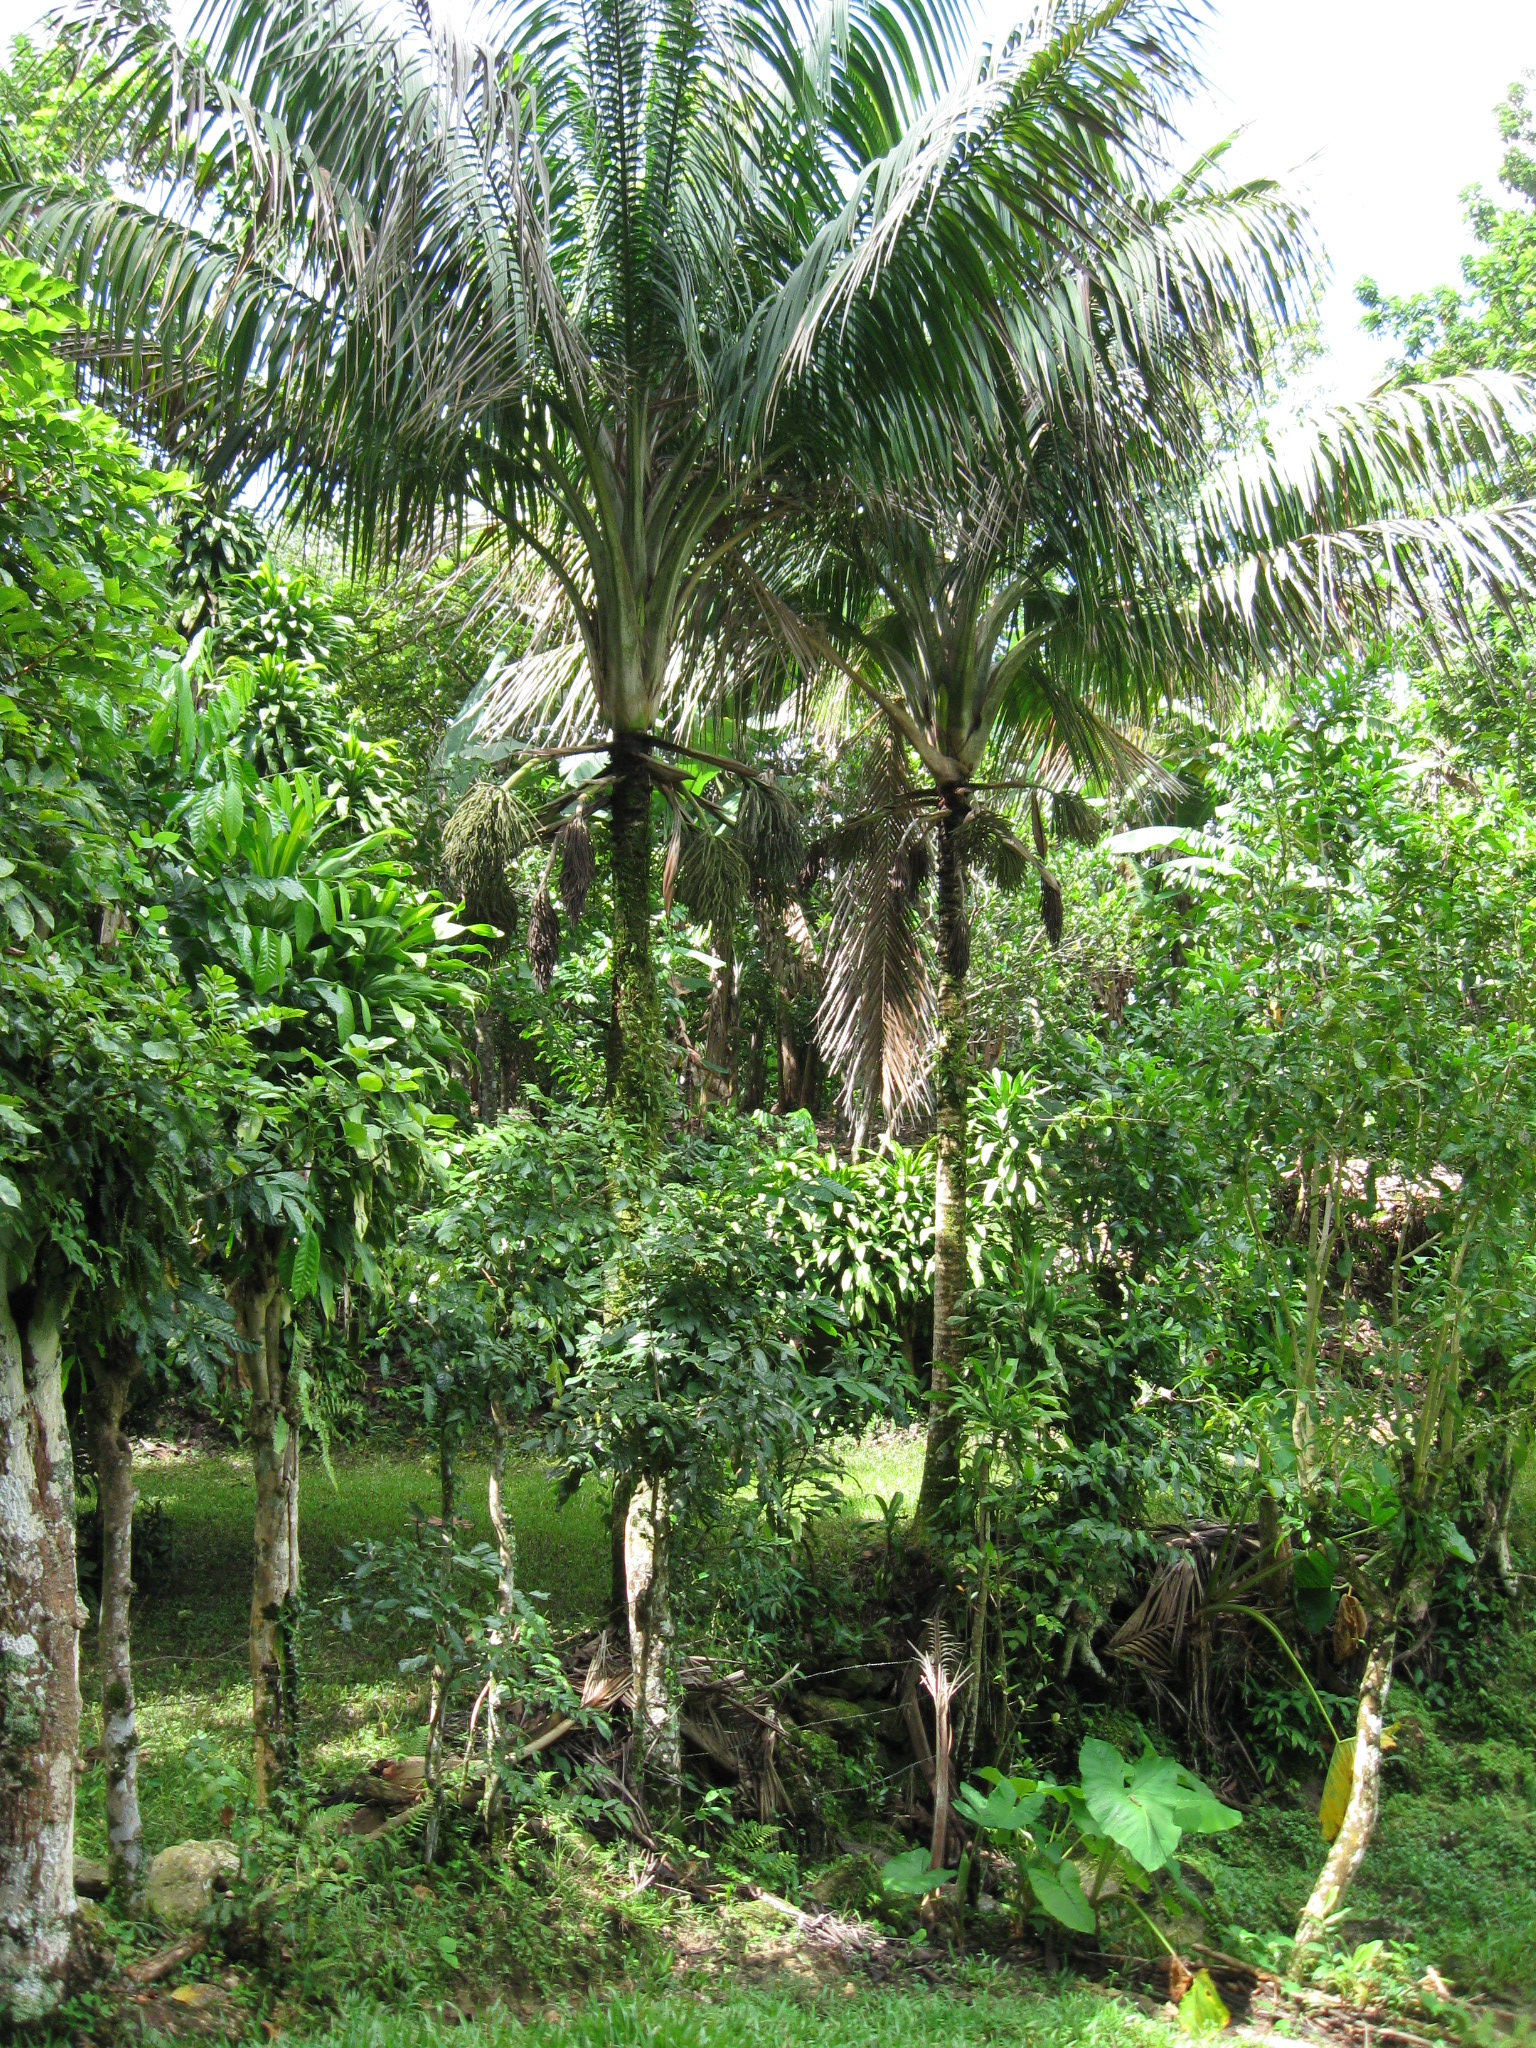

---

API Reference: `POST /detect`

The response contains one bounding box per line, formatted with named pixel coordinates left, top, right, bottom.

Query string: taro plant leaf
left=1025, top=1852, right=1096, bottom=1933
left=954, top=1776, right=1045, bottom=1834
left=880, top=1848, right=953, bottom=1898
left=1079, top=1740, right=1237, bottom=1872
left=1293, top=1547, right=1340, bottom=1635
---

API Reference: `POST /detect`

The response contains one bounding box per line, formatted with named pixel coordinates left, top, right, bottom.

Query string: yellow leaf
left=1320, top=1737, right=1356, bottom=1842
left=1178, top=1968, right=1231, bottom=2035
left=169, top=1984, right=219, bottom=2008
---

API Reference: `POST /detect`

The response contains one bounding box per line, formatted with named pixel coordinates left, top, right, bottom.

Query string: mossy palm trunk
left=917, top=795, right=971, bottom=1528
left=85, top=1356, right=145, bottom=1898
left=238, top=1254, right=300, bottom=1807
left=0, top=1259, right=80, bottom=2022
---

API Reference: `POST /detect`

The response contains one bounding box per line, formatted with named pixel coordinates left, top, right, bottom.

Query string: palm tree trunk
left=244, top=1266, right=299, bottom=1808
left=607, top=737, right=665, bottom=1131
left=0, top=1258, right=81, bottom=2022
left=624, top=1473, right=680, bottom=1819
left=916, top=795, right=971, bottom=1529
left=84, top=1354, right=145, bottom=1900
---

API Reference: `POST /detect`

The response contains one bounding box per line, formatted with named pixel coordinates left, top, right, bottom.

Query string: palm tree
left=810, top=310, right=1536, bottom=1529
left=9, top=0, right=1287, bottom=1133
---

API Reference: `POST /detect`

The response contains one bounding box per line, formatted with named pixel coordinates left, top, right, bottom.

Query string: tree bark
left=488, top=1402, right=517, bottom=1616
left=608, top=1474, right=634, bottom=1638
left=624, top=1473, right=680, bottom=1818
left=703, top=925, right=737, bottom=1105
left=84, top=1354, right=144, bottom=1900
left=1293, top=1632, right=1393, bottom=1966
left=607, top=739, right=665, bottom=1132
left=0, top=1259, right=82, bottom=2021
left=242, top=1264, right=299, bottom=1808
left=916, top=793, right=971, bottom=1530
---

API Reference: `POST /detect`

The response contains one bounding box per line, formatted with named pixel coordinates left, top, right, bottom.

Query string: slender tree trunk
left=244, top=1269, right=299, bottom=1808
left=488, top=1402, right=516, bottom=1616
left=84, top=1356, right=144, bottom=1900
left=624, top=1473, right=680, bottom=1818
left=607, top=738, right=665, bottom=1131
left=1294, top=1632, right=1393, bottom=1966
left=0, top=1260, right=81, bottom=2021
left=916, top=794, right=971, bottom=1530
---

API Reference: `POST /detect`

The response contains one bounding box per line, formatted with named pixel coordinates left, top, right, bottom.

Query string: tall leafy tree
left=0, top=259, right=200, bottom=2017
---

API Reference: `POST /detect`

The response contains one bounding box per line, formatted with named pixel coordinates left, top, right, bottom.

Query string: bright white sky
left=2, top=0, right=1532, bottom=402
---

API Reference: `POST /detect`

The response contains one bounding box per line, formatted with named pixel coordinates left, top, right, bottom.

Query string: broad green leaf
left=335, top=988, right=356, bottom=1045
left=291, top=1228, right=321, bottom=1303
left=1025, top=1853, right=1095, bottom=1933
left=1079, top=1740, right=1184, bottom=1873
left=954, top=1777, right=1044, bottom=1834
left=222, top=778, right=243, bottom=851
left=880, top=1848, right=952, bottom=1897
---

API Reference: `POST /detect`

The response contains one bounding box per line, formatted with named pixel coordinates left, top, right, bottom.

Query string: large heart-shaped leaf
left=880, top=1848, right=952, bottom=1898
left=1079, top=1742, right=1183, bottom=1872
left=954, top=1776, right=1044, bottom=1835
left=1025, top=1852, right=1095, bottom=1932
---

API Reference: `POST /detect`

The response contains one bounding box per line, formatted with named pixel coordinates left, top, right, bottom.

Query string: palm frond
left=816, top=726, right=935, bottom=1129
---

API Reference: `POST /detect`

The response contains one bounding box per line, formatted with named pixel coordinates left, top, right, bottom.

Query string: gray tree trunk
left=488, top=1402, right=517, bottom=1615
left=85, top=1356, right=145, bottom=1899
left=624, top=1474, right=680, bottom=1818
left=0, top=1260, right=82, bottom=2021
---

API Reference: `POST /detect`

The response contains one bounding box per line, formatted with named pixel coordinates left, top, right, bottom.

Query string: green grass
left=77, top=1446, right=613, bottom=1856
left=279, top=1981, right=1179, bottom=2048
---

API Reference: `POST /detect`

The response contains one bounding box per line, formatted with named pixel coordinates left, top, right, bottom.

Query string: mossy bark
left=916, top=793, right=971, bottom=1529
left=607, top=739, right=666, bottom=1132
left=85, top=1354, right=144, bottom=1900
left=0, top=1258, right=81, bottom=2022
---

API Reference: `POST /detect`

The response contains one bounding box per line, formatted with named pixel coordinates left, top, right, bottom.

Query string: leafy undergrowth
left=63, top=1444, right=1536, bottom=2042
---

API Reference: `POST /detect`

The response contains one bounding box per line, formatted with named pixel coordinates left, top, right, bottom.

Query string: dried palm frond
left=527, top=888, right=560, bottom=992
left=557, top=815, right=595, bottom=924
left=915, top=1617, right=966, bottom=1871
left=817, top=731, right=935, bottom=1130
left=441, top=779, right=534, bottom=945
left=1105, top=1553, right=1203, bottom=1675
